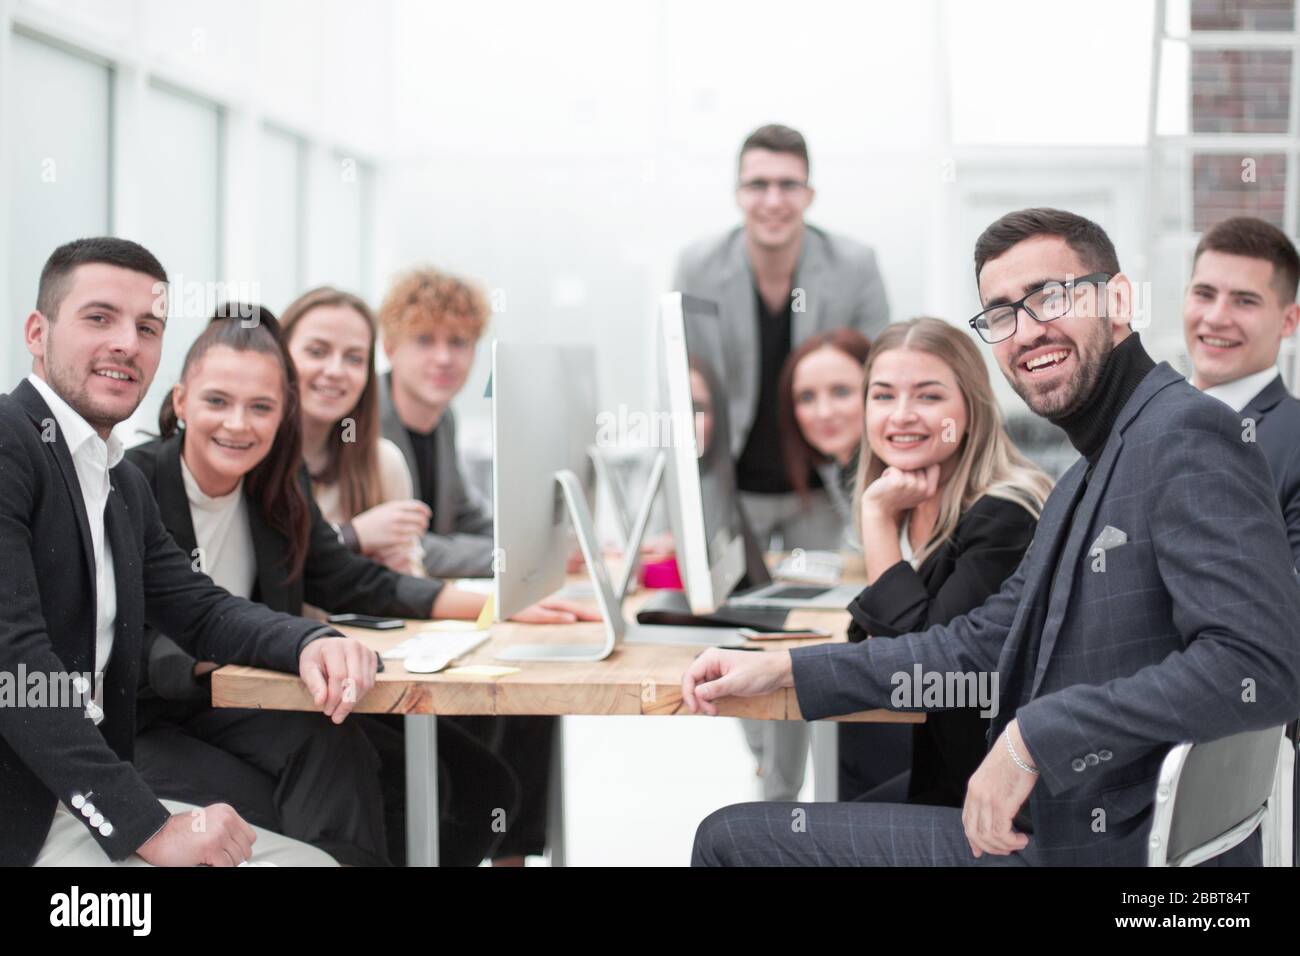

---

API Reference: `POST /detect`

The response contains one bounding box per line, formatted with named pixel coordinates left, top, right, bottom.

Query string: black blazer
left=1241, top=374, right=1300, bottom=570
left=847, top=494, right=1038, bottom=806
left=127, top=434, right=443, bottom=701
left=0, top=380, right=332, bottom=866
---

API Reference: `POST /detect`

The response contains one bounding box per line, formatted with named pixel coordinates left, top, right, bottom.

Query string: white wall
left=377, top=0, right=953, bottom=453
left=377, top=0, right=1160, bottom=454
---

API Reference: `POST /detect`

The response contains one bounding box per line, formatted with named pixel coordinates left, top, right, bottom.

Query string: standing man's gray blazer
left=379, top=373, right=495, bottom=578
left=672, top=223, right=890, bottom=456
left=789, top=363, right=1300, bottom=865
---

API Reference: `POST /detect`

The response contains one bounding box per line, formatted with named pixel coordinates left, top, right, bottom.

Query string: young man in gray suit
left=684, top=208, right=1300, bottom=866
left=673, top=123, right=891, bottom=802
left=1183, top=215, right=1300, bottom=867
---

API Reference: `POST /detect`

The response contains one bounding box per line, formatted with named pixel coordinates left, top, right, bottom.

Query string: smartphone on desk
left=327, top=613, right=406, bottom=630
left=737, top=626, right=832, bottom=641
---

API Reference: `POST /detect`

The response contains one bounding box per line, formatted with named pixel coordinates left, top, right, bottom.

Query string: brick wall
left=1191, top=0, right=1294, bottom=31
left=1190, top=1, right=1296, bottom=228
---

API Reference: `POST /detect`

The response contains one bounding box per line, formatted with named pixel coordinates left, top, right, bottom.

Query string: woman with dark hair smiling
left=777, top=328, right=872, bottom=547
left=128, top=305, right=597, bottom=865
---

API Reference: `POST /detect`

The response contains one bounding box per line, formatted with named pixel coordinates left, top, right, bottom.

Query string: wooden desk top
left=212, top=557, right=920, bottom=724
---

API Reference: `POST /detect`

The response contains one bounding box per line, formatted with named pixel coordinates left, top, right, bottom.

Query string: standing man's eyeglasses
left=737, top=178, right=808, bottom=196
left=968, top=272, right=1112, bottom=344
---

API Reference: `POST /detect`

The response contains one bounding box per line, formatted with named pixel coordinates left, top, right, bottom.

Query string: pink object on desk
left=640, top=556, right=683, bottom=589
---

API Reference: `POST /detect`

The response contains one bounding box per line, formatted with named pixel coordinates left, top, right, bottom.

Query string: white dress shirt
left=898, top=513, right=920, bottom=570
left=27, top=374, right=122, bottom=688
left=1200, top=365, right=1280, bottom=414
left=179, top=455, right=256, bottom=600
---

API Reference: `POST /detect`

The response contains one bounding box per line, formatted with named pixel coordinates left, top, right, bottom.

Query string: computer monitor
left=492, top=341, right=598, bottom=622
left=491, top=330, right=749, bottom=663
left=659, top=293, right=748, bottom=614
left=660, top=293, right=859, bottom=613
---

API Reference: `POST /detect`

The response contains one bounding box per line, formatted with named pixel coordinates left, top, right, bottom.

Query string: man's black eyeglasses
left=968, top=272, right=1112, bottom=344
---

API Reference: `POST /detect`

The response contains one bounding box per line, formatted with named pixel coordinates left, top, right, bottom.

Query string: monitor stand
left=493, top=454, right=745, bottom=664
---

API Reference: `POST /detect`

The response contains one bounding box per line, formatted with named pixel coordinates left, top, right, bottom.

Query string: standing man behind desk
left=1183, top=215, right=1300, bottom=866
left=673, top=123, right=891, bottom=801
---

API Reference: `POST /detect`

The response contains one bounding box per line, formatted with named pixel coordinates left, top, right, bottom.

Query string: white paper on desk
left=382, top=628, right=490, bottom=660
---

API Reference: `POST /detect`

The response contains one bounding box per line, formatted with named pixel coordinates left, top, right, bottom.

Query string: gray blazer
left=379, top=373, right=495, bottom=578
left=1241, top=374, right=1300, bottom=570
left=672, top=223, right=889, bottom=456
left=791, top=362, right=1300, bottom=865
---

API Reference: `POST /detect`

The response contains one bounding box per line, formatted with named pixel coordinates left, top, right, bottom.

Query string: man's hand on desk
left=681, top=648, right=794, bottom=715
left=299, top=636, right=377, bottom=724
left=510, top=597, right=603, bottom=625
left=961, top=717, right=1036, bottom=859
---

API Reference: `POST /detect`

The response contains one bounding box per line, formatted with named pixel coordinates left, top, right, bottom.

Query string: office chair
left=1147, top=726, right=1286, bottom=866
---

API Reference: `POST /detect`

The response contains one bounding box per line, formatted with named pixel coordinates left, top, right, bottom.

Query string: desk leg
left=810, top=721, right=838, bottom=802
left=545, top=717, right=566, bottom=867
left=405, top=714, right=439, bottom=867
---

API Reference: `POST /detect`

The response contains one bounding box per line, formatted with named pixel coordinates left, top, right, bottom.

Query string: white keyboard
left=382, top=628, right=491, bottom=664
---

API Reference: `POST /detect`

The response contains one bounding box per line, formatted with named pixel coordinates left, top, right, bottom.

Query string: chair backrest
left=1149, top=726, right=1284, bottom=866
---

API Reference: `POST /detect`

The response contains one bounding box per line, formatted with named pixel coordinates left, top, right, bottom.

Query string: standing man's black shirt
left=737, top=287, right=795, bottom=494
left=406, top=426, right=439, bottom=532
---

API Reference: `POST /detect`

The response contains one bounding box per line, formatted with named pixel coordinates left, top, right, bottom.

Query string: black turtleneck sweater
left=1047, top=330, right=1156, bottom=472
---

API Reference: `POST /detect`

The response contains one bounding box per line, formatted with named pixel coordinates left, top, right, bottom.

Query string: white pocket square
left=1090, top=525, right=1128, bottom=552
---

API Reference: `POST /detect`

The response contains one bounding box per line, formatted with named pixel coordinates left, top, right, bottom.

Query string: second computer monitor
left=659, top=292, right=746, bottom=614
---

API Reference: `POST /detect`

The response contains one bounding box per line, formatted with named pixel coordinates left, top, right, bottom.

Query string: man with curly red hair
left=377, top=267, right=494, bottom=579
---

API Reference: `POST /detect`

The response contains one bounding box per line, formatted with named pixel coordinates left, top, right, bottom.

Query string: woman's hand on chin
left=861, top=463, right=941, bottom=521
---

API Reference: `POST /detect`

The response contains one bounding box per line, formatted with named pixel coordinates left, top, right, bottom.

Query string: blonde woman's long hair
left=852, top=317, right=1054, bottom=567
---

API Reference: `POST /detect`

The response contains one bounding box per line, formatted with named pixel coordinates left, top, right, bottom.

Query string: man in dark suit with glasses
left=685, top=207, right=1300, bottom=866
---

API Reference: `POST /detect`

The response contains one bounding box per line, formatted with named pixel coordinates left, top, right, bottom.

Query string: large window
left=119, top=82, right=224, bottom=443
left=5, top=31, right=111, bottom=386
left=306, top=151, right=371, bottom=297
left=258, top=125, right=305, bottom=313
left=3, top=9, right=377, bottom=437
left=1153, top=0, right=1300, bottom=383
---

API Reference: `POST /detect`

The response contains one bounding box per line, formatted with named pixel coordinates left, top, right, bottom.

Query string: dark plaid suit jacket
left=791, top=362, right=1300, bottom=865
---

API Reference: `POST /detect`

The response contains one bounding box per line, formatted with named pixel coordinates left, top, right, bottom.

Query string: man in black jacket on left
left=0, top=237, right=377, bottom=867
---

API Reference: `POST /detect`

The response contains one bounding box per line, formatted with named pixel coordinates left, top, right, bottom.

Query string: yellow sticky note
left=475, top=594, right=496, bottom=630
left=445, top=664, right=520, bottom=679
